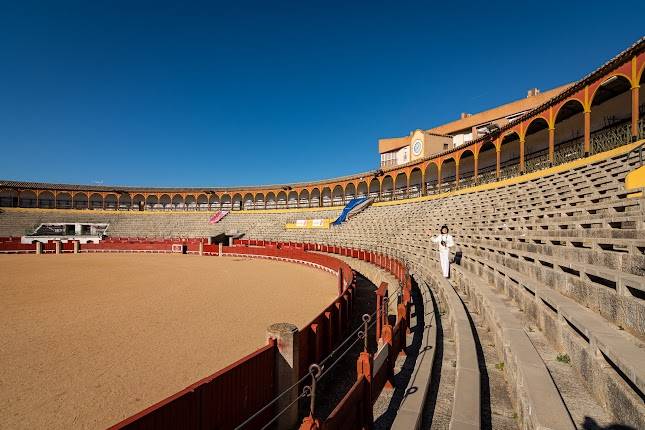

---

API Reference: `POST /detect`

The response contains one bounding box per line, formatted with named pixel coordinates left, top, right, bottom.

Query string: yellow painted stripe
left=625, top=165, right=645, bottom=191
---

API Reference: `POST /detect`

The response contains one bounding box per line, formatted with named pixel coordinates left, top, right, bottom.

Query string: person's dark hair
left=440, top=225, right=449, bottom=234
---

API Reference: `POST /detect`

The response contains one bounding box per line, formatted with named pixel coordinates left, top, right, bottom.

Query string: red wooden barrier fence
left=109, top=340, right=276, bottom=430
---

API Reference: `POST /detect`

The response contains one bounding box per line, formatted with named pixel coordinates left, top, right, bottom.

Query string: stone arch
left=381, top=175, right=394, bottom=200
left=276, top=191, right=287, bottom=208
left=287, top=191, right=298, bottom=208
left=394, top=172, right=407, bottom=199
left=221, top=194, right=232, bottom=210
left=196, top=194, right=208, bottom=210
left=408, top=168, right=422, bottom=197
left=639, top=60, right=645, bottom=85
left=589, top=74, right=633, bottom=152
left=345, top=183, right=356, bottom=201
left=185, top=195, right=197, bottom=210
left=172, top=194, right=184, bottom=210
left=133, top=194, right=146, bottom=210
left=90, top=193, right=104, bottom=210
left=440, top=158, right=457, bottom=190
left=19, top=190, right=37, bottom=208
left=589, top=74, right=632, bottom=111
left=104, top=193, right=117, bottom=210
left=332, top=185, right=344, bottom=206
left=299, top=189, right=310, bottom=207
left=73, top=192, right=89, bottom=209
left=145, top=194, right=158, bottom=210
left=159, top=194, right=171, bottom=210
left=424, top=162, right=439, bottom=194
left=232, top=193, right=243, bottom=210
left=554, top=99, right=585, bottom=163
left=356, top=181, right=368, bottom=198
left=499, top=132, right=521, bottom=177
left=255, top=193, right=265, bottom=209
left=119, top=193, right=132, bottom=210
left=368, top=178, right=380, bottom=199
left=523, top=117, right=550, bottom=172
left=209, top=194, right=221, bottom=210
left=476, top=141, right=497, bottom=183
left=266, top=192, right=276, bottom=209
left=458, top=149, right=476, bottom=186
left=243, top=193, right=254, bottom=210
left=321, top=187, right=332, bottom=207
left=0, top=189, right=18, bottom=207
left=55, top=192, right=72, bottom=209
left=39, top=191, right=56, bottom=208
left=310, top=188, right=321, bottom=207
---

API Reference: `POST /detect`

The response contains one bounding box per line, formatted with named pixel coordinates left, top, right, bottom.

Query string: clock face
left=412, top=139, right=423, bottom=156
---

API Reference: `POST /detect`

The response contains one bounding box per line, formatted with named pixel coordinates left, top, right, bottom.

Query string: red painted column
left=632, top=85, right=640, bottom=140
left=548, top=127, right=555, bottom=164
left=474, top=156, right=479, bottom=183
left=422, top=172, right=427, bottom=196
left=455, top=162, right=460, bottom=186
left=584, top=110, right=591, bottom=155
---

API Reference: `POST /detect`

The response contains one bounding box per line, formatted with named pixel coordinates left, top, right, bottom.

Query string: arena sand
left=0, top=253, right=338, bottom=429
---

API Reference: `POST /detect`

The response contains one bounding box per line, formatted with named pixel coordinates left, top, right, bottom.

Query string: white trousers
left=439, top=251, right=450, bottom=278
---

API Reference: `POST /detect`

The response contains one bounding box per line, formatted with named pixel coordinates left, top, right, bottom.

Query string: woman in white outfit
left=431, top=225, right=455, bottom=278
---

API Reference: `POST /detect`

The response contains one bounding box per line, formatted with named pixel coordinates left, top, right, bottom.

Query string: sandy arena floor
left=0, top=253, right=338, bottom=429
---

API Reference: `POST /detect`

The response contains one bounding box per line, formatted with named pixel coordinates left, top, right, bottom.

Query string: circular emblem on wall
left=412, top=139, right=423, bottom=156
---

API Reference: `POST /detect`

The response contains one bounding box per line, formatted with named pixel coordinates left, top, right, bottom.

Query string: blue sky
left=1, top=1, right=643, bottom=187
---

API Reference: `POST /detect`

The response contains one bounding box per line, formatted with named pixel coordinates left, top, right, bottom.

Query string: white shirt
left=431, top=233, right=454, bottom=254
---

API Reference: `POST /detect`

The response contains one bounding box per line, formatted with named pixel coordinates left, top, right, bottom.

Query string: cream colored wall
left=410, top=130, right=425, bottom=162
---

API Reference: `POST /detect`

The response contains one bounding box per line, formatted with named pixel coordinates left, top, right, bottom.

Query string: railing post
left=397, top=302, right=409, bottom=354
left=381, top=320, right=395, bottom=389
left=266, top=323, right=300, bottom=429
left=299, top=364, right=322, bottom=429
left=357, top=314, right=374, bottom=427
